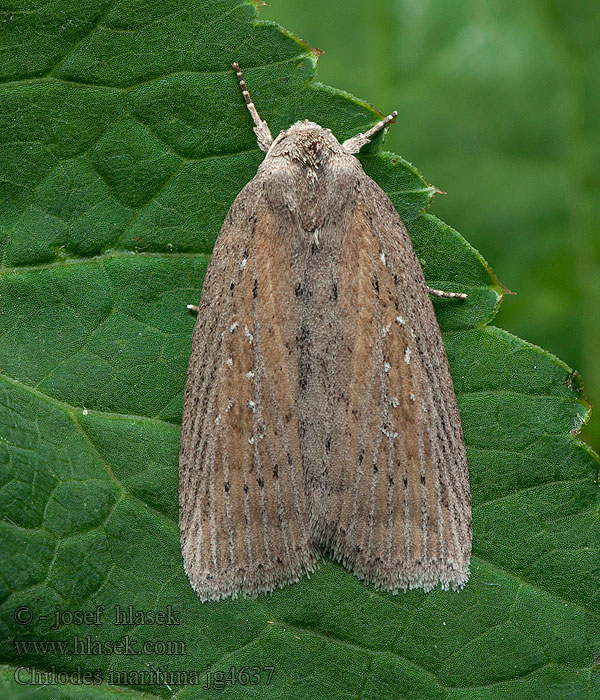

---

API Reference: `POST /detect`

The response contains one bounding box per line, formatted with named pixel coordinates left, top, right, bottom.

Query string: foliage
left=0, top=1, right=598, bottom=698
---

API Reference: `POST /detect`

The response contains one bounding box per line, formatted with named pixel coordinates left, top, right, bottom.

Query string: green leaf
left=0, top=2, right=598, bottom=699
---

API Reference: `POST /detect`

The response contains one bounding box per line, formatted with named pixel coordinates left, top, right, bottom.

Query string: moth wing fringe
left=183, top=554, right=321, bottom=603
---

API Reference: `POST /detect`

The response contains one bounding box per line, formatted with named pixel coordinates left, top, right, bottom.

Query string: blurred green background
left=262, top=0, right=600, bottom=452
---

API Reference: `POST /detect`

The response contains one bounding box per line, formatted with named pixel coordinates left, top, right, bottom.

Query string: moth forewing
left=179, top=182, right=317, bottom=601
left=178, top=63, right=471, bottom=601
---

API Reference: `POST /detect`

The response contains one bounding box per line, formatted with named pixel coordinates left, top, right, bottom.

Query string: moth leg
left=232, top=61, right=273, bottom=153
left=427, top=287, right=468, bottom=299
left=342, top=110, right=398, bottom=154
left=186, top=304, right=200, bottom=312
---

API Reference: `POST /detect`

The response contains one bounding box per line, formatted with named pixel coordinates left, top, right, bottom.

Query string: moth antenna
left=232, top=61, right=273, bottom=152
left=427, top=287, right=468, bottom=300
left=342, top=110, right=398, bottom=154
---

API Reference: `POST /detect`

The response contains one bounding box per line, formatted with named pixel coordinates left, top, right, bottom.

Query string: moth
left=179, top=63, right=472, bottom=602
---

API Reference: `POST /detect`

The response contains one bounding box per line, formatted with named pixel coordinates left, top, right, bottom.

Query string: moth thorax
left=269, top=123, right=341, bottom=171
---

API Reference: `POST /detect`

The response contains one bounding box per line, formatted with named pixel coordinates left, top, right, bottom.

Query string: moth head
left=232, top=62, right=397, bottom=157
left=265, top=120, right=343, bottom=166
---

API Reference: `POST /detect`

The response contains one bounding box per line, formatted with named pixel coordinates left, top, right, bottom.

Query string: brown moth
left=179, top=63, right=472, bottom=602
